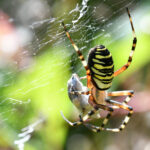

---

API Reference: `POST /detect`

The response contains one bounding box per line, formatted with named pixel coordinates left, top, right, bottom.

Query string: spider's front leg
left=62, top=22, right=92, bottom=89
left=62, top=22, right=89, bottom=72
left=114, top=8, right=137, bottom=77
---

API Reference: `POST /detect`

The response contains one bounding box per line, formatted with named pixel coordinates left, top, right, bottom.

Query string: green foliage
left=0, top=47, right=71, bottom=149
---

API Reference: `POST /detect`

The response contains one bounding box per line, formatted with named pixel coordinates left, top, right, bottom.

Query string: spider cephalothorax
left=61, top=8, right=137, bottom=132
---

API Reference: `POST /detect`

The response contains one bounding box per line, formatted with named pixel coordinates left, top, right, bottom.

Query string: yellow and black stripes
left=88, top=45, right=114, bottom=90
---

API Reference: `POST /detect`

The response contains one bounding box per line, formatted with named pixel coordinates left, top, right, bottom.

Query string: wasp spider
left=61, top=8, right=137, bottom=132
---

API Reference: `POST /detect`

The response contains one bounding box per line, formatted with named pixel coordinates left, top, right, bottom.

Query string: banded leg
left=60, top=103, right=113, bottom=127
left=114, top=8, right=137, bottom=77
left=85, top=96, right=114, bottom=132
left=85, top=98, right=133, bottom=132
left=108, top=90, right=134, bottom=104
left=62, top=22, right=92, bottom=88
left=69, top=91, right=90, bottom=95
left=84, top=95, right=114, bottom=132
left=105, top=98, right=133, bottom=132
left=105, top=91, right=134, bottom=132
left=62, top=22, right=89, bottom=71
left=85, top=109, right=114, bottom=132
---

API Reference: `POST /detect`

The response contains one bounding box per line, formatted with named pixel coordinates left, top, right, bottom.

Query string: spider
left=61, top=8, right=137, bottom=132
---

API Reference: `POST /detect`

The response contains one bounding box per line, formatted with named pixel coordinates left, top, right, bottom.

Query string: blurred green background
left=0, top=0, right=150, bottom=150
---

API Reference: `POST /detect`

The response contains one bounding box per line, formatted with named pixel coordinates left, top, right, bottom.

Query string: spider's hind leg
left=83, top=95, right=115, bottom=133
left=85, top=110, right=114, bottom=133
left=108, top=90, right=134, bottom=104
left=85, top=96, right=133, bottom=133
left=104, top=98, right=133, bottom=132
left=61, top=102, right=114, bottom=128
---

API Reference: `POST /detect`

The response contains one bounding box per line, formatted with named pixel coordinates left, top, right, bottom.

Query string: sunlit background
left=0, top=0, right=150, bottom=150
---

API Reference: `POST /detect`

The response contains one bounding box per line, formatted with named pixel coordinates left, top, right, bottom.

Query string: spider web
left=0, top=0, right=139, bottom=149
left=29, top=0, right=138, bottom=80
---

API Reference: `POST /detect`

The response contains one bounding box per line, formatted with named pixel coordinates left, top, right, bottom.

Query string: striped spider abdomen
left=88, top=45, right=114, bottom=90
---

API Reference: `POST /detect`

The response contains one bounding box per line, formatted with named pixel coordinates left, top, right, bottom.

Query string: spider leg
left=85, top=109, right=114, bottom=132
left=82, top=95, right=114, bottom=132
left=105, top=98, right=133, bottom=111
left=114, top=8, right=137, bottom=77
left=60, top=102, right=113, bottom=127
left=62, top=22, right=88, bottom=71
left=62, top=22, right=92, bottom=88
left=108, top=90, right=134, bottom=97
left=85, top=96, right=133, bottom=132
left=60, top=109, right=99, bottom=127
left=105, top=98, right=133, bottom=132
left=69, top=91, right=90, bottom=95
left=82, top=102, right=113, bottom=121
left=108, top=90, right=134, bottom=104
left=80, top=76, right=87, bottom=80
left=61, top=111, right=83, bottom=126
